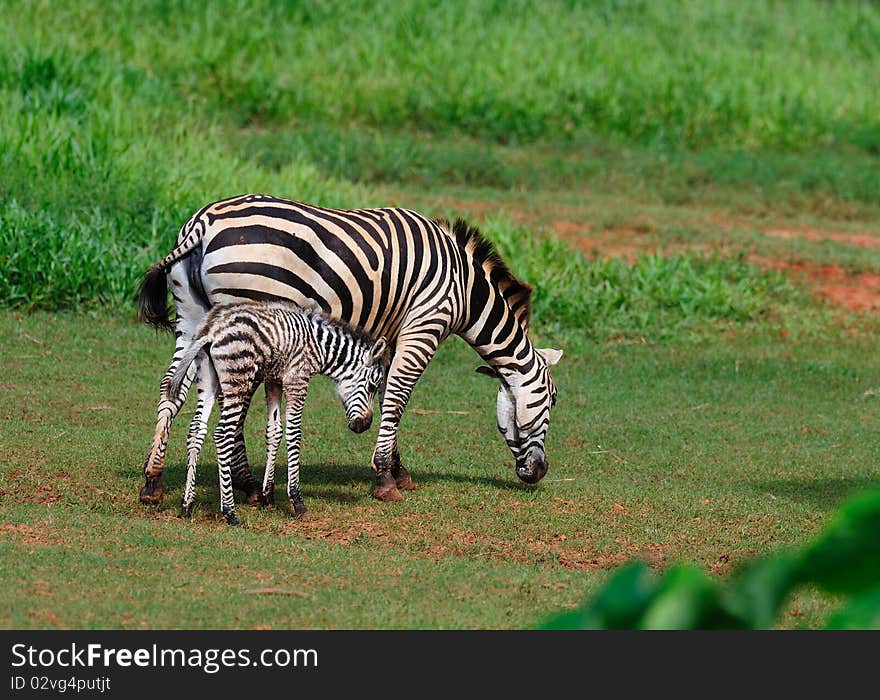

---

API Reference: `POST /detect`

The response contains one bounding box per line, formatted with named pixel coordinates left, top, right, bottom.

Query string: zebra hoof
left=180, top=503, right=194, bottom=519
left=372, top=471, right=404, bottom=502
left=260, top=489, right=275, bottom=508
left=393, top=465, right=416, bottom=491
left=223, top=510, right=240, bottom=526
left=139, top=476, right=165, bottom=505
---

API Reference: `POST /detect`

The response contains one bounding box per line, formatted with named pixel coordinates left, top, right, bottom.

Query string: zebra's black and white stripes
left=169, top=300, right=387, bottom=524
left=138, top=194, right=561, bottom=506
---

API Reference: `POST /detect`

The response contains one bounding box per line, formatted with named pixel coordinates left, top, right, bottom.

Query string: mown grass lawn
left=1, top=310, right=877, bottom=628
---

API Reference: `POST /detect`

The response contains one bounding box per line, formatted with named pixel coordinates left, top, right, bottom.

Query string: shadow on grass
left=306, top=462, right=535, bottom=501
left=158, top=460, right=534, bottom=506
left=750, top=476, right=880, bottom=505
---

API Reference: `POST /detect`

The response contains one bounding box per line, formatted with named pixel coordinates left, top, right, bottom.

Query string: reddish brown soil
left=0, top=522, right=58, bottom=547
left=755, top=258, right=880, bottom=312
left=548, top=219, right=711, bottom=262
left=423, top=192, right=880, bottom=312
left=558, top=221, right=880, bottom=313
left=765, top=228, right=880, bottom=250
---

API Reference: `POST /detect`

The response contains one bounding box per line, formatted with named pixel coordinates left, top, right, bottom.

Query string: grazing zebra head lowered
left=477, top=348, right=562, bottom=484
left=169, top=301, right=388, bottom=524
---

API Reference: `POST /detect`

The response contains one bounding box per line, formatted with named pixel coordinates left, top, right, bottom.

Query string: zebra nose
left=349, top=415, right=372, bottom=433
left=516, top=448, right=548, bottom=484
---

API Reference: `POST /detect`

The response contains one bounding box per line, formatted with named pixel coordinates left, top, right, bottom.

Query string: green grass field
left=2, top=0, right=880, bottom=629
left=2, top=310, right=878, bottom=628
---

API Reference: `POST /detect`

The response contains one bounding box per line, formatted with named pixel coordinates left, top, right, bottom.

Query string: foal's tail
left=169, top=335, right=212, bottom=400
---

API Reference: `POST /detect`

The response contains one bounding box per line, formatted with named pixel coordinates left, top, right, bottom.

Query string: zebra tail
left=169, top=335, right=211, bottom=400
left=137, top=264, right=173, bottom=330
left=137, top=214, right=209, bottom=330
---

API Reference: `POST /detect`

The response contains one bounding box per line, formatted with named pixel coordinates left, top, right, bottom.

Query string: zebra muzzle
left=348, top=415, right=372, bottom=434
left=515, top=448, right=548, bottom=485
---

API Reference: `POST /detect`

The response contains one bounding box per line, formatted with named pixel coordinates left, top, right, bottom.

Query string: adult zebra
left=138, top=194, right=562, bottom=505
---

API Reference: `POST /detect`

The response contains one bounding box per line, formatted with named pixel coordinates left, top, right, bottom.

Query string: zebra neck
left=466, top=325, right=537, bottom=381
left=482, top=337, right=539, bottom=384
left=459, top=282, right=533, bottom=373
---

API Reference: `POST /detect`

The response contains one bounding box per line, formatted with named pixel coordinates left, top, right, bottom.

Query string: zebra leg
left=229, top=425, right=261, bottom=506
left=214, top=381, right=257, bottom=526
left=283, top=379, right=309, bottom=518
left=214, top=407, right=239, bottom=527
left=140, top=262, right=205, bottom=506
left=181, top=352, right=217, bottom=519
left=261, top=382, right=284, bottom=506
left=377, top=380, right=415, bottom=491
left=140, top=337, right=196, bottom=505
left=370, top=331, right=440, bottom=501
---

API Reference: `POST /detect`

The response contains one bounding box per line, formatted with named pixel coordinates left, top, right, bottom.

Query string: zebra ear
left=537, top=348, right=564, bottom=366
left=475, top=365, right=499, bottom=378
left=368, top=337, right=388, bottom=363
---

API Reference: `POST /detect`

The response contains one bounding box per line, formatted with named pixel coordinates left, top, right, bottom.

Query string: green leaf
left=540, top=562, right=659, bottom=630
left=639, top=565, right=739, bottom=630
left=722, top=552, right=800, bottom=629
left=795, top=491, right=880, bottom=595
left=825, top=588, right=880, bottom=630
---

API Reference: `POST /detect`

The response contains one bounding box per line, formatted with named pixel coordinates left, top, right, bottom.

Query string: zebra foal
left=170, top=301, right=388, bottom=525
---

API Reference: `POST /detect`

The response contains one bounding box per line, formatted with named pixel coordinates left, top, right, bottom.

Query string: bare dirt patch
left=765, top=228, right=880, bottom=250
left=26, top=609, right=64, bottom=627
left=554, top=215, right=880, bottom=312
left=278, top=502, right=666, bottom=573
left=572, top=228, right=656, bottom=261
left=5, top=467, right=66, bottom=506
left=559, top=224, right=710, bottom=261
left=0, top=522, right=59, bottom=547
left=755, top=258, right=880, bottom=312
left=288, top=507, right=415, bottom=545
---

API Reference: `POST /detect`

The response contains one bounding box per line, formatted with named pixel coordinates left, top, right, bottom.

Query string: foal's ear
left=368, top=337, right=388, bottom=363
left=475, top=365, right=499, bottom=378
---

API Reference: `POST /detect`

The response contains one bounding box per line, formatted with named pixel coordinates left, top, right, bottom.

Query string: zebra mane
left=438, top=217, right=533, bottom=329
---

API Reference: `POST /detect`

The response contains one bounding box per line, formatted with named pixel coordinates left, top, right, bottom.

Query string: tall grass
left=239, top=123, right=880, bottom=208
left=0, top=38, right=360, bottom=310
left=486, top=218, right=804, bottom=340
left=0, top=0, right=874, bottom=315
left=5, top=0, right=878, bottom=149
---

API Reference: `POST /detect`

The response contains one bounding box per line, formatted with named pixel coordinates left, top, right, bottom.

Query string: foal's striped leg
left=214, top=381, right=257, bottom=526
left=181, top=352, right=217, bottom=518
left=229, top=424, right=260, bottom=505
left=261, top=382, right=283, bottom=506
left=283, top=379, right=309, bottom=517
